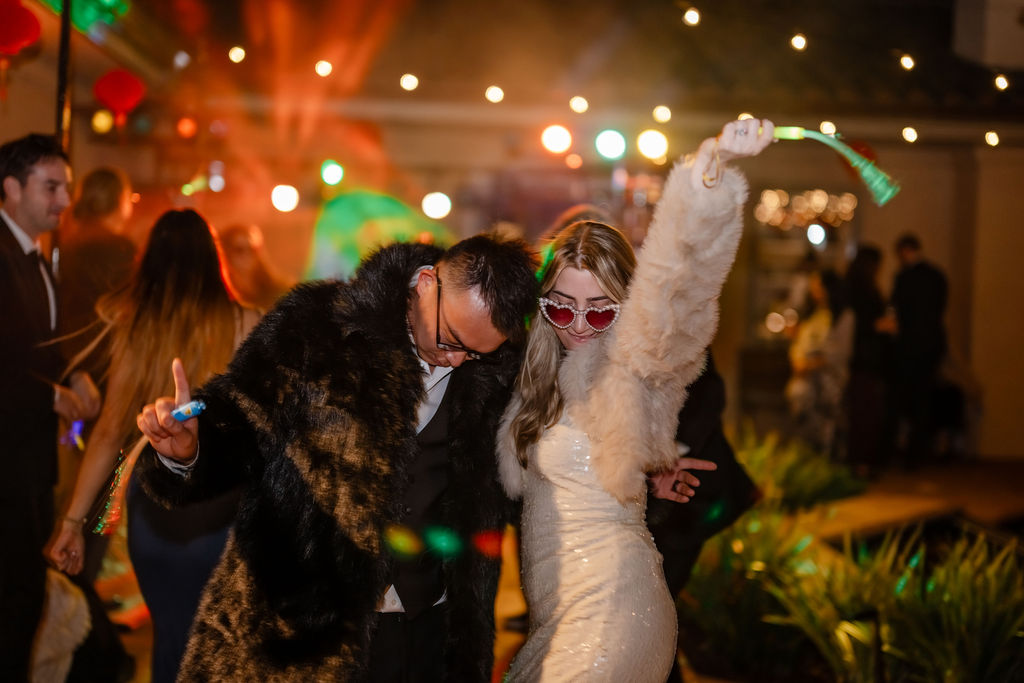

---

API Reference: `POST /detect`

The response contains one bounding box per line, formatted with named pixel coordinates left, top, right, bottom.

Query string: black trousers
left=0, top=489, right=53, bottom=682
left=368, top=603, right=448, bottom=683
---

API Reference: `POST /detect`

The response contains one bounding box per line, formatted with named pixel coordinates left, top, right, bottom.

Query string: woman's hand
left=648, top=456, right=718, bottom=503
left=691, top=118, right=775, bottom=191
left=47, top=521, right=86, bottom=575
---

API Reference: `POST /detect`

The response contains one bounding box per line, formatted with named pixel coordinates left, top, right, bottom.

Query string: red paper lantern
left=0, top=0, right=41, bottom=101
left=93, top=68, right=146, bottom=128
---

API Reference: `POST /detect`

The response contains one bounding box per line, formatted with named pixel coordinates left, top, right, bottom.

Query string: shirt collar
left=1, top=209, right=38, bottom=255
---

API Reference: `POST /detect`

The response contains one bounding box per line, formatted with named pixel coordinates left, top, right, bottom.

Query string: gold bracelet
left=63, top=515, right=86, bottom=527
left=701, top=140, right=721, bottom=189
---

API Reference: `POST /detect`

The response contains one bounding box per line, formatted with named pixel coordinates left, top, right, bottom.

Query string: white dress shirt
left=2, top=208, right=56, bottom=330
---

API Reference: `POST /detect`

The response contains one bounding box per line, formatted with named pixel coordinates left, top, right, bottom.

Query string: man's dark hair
left=895, top=232, right=922, bottom=252
left=0, top=133, right=68, bottom=201
left=438, top=232, right=538, bottom=347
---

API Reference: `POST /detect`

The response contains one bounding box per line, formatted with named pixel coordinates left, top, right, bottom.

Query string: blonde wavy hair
left=508, top=220, right=636, bottom=466
left=67, top=209, right=240, bottom=450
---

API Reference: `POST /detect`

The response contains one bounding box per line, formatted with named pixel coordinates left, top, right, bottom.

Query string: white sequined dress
left=498, top=156, right=750, bottom=682
left=506, top=415, right=677, bottom=682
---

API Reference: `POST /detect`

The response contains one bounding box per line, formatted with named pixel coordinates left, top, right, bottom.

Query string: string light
left=565, top=153, right=583, bottom=169
left=994, top=74, right=1009, bottom=91
left=902, top=126, right=918, bottom=143
left=271, top=185, right=299, bottom=212
left=652, top=105, right=671, bottom=123
left=819, top=121, right=837, bottom=135
left=682, top=8, right=700, bottom=26
left=985, top=131, right=999, bottom=147
left=400, top=73, right=419, bottom=91
left=637, top=129, right=668, bottom=159
left=485, top=85, right=504, bottom=103
left=569, top=96, right=588, bottom=113
left=790, top=33, right=807, bottom=51
left=228, top=46, right=246, bottom=63
left=595, top=129, right=626, bottom=160
left=541, top=125, right=572, bottom=154
left=91, top=109, right=114, bottom=134
left=900, top=54, right=915, bottom=70
left=315, top=60, right=333, bottom=77
left=422, top=192, right=452, bottom=219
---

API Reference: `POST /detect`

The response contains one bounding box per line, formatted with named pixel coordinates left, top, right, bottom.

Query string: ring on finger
left=737, top=128, right=748, bottom=136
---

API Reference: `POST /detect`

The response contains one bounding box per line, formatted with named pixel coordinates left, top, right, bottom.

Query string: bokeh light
left=176, top=116, right=198, bottom=139
left=541, top=125, right=572, bottom=154
left=595, top=129, right=626, bottom=160
left=790, top=33, right=807, bottom=51
left=400, top=73, right=419, bottom=91
left=471, top=530, right=504, bottom=559
left=209, top=175, right=225, bottom=192
left=228, top=46, right=246, bottom=63
left=652, top=105, right=671, bottom=123
left=485, top=85, right=504, bottom=103
left=173, top=51, right=191, bottom=70
left=422, top=191, right=452, bottom=219
left=91, top=109, right=114, bottom=134
left=315, top=60, right=333, bottom=77
left=902, top=126, right=918, bottom=143
left=738, top=112, right=754, bottom=120
left=985, top=131, right=1000, bottom=147
left=765, top=312, right=786, bottom=334
left=321, top=160, right=344, bottom=185
left=637, top=129, right=668, bottom=159
left=423, top=526, right=464, bottom=558
left=385, top=524, right=423, bottom=557
left=271, top=185, right=299, bottom=212
left=995, top=74, right=1009, bottom=91
left=683, top=8, right=700, bottom=25
left=819, top=121, right=837, bottom=135
left=900, top=54, right=915, bottom=70
left=806, top=223, right=826, bottom=245
left=569, top=96, right=589, bottom=113
left=565, top=153, right=583, bottom=169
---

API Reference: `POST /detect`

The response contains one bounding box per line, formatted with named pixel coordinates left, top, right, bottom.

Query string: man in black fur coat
left=135, top=234, right=537, bottom=681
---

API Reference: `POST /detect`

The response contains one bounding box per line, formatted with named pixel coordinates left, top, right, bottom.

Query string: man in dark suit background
left=0, top=133, right=98, bottom=679
left=889, top=232, right=948, bottom=468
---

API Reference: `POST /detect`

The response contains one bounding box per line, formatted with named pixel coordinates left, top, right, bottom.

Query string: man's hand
left=53, top=384, right=87, bottom=421
left=69, top=371, right=101, bottom=420
left=648, top=457, right=717, bottom=503
left=136, top=358, right=199, bottom=463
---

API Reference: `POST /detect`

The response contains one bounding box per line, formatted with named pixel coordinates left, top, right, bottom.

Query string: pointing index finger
left=172, top=358, right=191, bottom=406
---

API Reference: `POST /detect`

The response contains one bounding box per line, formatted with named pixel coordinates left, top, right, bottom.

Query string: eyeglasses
left=435, top=272, right=485, bottom=360
left=539, top=297, right=621, bottom=332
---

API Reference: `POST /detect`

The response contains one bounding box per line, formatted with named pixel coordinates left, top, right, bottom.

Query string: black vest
left=390, top=379, right=452, bottom=618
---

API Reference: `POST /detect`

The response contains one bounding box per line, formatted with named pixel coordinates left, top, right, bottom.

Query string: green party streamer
left=773, top=126, right=901, bottom=206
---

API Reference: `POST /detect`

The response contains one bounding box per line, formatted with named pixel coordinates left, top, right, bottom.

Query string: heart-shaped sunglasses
left=538, top=297, right=621, bottom=332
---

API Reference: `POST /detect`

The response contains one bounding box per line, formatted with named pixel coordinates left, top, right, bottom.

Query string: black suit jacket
left=0, top=217, right=63, bottom=496
left=647, top=351, right=759, bottom=594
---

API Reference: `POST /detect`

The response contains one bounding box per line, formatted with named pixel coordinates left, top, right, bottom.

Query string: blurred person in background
left=0, top=133, right=101, bottom=680
left=844, top=245, right=896, bottom=478
left=785, top=268, right=852, bottom=456
left=57, top=167, right=137, bottom=366
left=216, top=223, right=294, bottom=311
left=48, top=209, right=260, bottom=683
left=889, top=232, right=948, bottom=468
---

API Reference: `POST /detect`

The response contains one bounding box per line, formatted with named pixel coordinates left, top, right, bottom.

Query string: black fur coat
left=137, top=243, right=517, bottom=681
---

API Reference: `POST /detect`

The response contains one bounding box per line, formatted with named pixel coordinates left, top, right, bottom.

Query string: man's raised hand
left=136, top=358, right=199, bottom=463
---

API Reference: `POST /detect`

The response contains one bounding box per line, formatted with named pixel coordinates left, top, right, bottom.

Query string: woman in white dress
left=497, top=118, right=774, bottom=681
